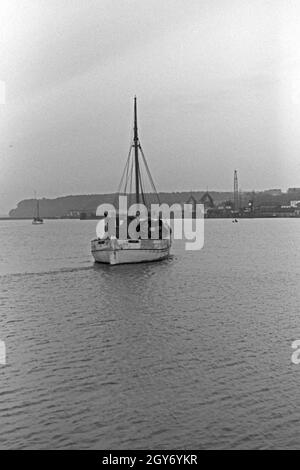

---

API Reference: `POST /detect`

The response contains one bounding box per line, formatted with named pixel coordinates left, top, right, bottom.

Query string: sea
left=0, top=218, right=299, bottom=449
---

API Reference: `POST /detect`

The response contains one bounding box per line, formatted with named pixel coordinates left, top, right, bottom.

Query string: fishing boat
left=32, top=194, right=44, bottom=224
left=91, top=97, right=171, bottom=265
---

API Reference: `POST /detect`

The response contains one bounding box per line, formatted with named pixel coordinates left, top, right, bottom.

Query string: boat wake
left=0, top=265, right=93, bottom=280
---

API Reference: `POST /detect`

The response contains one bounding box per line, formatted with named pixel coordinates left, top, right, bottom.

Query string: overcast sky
left=1, top=0, right=300, bottom=213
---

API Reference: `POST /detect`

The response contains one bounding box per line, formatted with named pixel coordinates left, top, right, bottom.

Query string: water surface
left=0, top=219, right=299, bottom=449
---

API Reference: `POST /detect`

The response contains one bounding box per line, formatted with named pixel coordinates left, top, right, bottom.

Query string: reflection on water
left=0, top=219, right=300, bottom=449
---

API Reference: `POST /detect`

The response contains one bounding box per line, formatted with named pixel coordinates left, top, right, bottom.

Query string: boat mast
left=133, top=96, right=140, bottom=204
left=37, top=199, right=39, bottom=219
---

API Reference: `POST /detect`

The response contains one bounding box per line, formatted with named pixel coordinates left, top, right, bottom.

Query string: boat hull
left=32, top=220, right=44, bottom=225
left=91, top=238, right=171, bottom=265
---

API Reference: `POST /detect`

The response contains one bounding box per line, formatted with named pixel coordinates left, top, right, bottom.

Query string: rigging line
left=124, top=146, right=132, bottom=192
left=137, top=154, right=148, bottom=208
left=115, top=144, right=132, bottom=199
left=128, top=149, right=134, bottom=208
left=124, top=145, right=133, bottom=194
left=127, top=152, right=132, bottom=207
left=124, top=145, right=134, bottom=200
left=113, top=146, right=132, bottom=208
left=139, top=145, right=161, bottom=204
left=126, top=144, right=132, bottom=193
left=137, top=161, right=147, bottom=207
left=141, top=158, right=151, bottom=208
left=141, top=169, right=148, bottom=208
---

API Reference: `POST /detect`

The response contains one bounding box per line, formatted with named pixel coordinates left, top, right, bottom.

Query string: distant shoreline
left=8, top=189, right=300, bottom=219
left=0, top=217, right=60, bottom=220
left=2, top=215, right=300, bottom=221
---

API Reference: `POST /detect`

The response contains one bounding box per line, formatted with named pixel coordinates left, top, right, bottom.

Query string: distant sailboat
left=32, top=193, right=44, bottom=224
left=91, top=97, right=171, bottom=265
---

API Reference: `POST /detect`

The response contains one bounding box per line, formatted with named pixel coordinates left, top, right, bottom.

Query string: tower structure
left=234, top=170, right=239, bottom=212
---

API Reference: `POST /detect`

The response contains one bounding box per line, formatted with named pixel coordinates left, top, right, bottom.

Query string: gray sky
left=1, top=0, right=300, bottom=213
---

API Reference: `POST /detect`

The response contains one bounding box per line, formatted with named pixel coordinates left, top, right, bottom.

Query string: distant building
left=199, top=191, right=215, bottom=209
left=186, top=192, right=215, bottom=216
left=263, top=189, right=282, bottom=196
left=224, top=200, right=233, bottom=210
left=288, top=188, right=300, bottom=194
left=254, top=205, right=295, bottom=217
left=65, top=210, right=81, bottom=218
left=243, top=199, right=254, bottom=214
left=295, top=205, right=300, bottom=216
left=79, top=210, right=98, bottom=219
left=185, top=195, right=197, bottom=212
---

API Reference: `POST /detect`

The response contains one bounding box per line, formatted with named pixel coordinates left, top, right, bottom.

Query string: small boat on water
left=91, top=97, right=171, bottom=265
left=32, top=195, right=44, bottom=225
